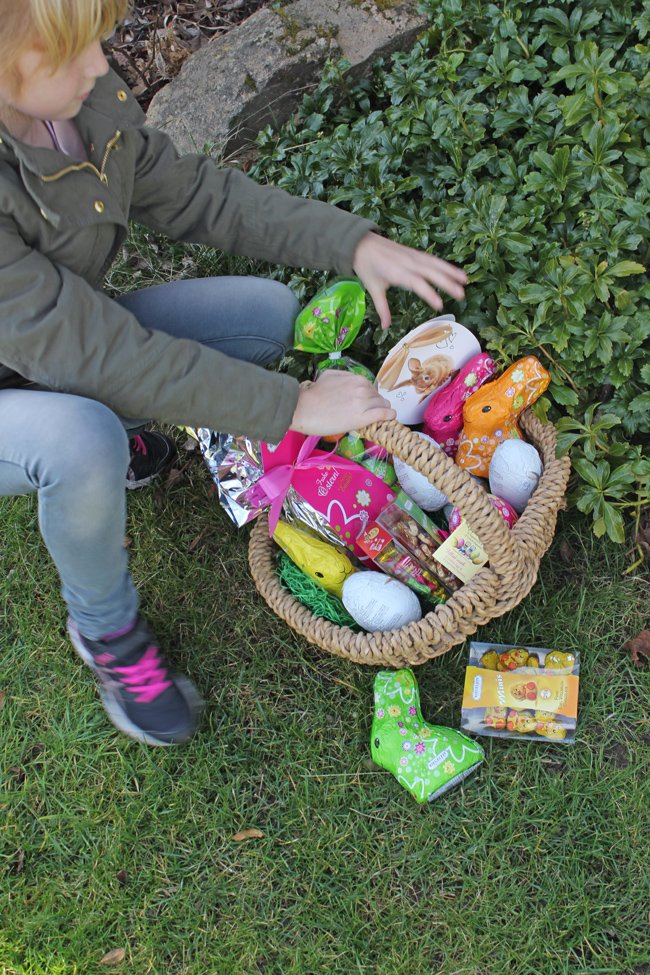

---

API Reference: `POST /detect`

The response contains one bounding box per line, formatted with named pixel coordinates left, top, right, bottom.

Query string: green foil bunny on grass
left=371, top=669, right=484, bottom=803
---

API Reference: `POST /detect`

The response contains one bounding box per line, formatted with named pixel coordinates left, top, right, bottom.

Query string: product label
left=432, top=521, right=487, bottom=582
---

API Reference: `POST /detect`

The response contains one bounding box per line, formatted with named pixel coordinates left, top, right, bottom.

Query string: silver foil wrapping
left=281, top=485, right=345, bottom=548
left=192, top=428, right=265, bottom=528
left=193, top=429, right=366, bottom=549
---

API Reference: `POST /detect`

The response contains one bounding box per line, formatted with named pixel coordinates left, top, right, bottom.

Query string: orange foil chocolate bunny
left=456, top=356, right=550, bottom=477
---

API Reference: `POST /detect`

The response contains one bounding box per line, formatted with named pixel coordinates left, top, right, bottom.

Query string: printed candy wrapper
left=461, top=641, right=580, bottom=744
left=375, top=316, right=481, bottom=425
left=256, top=430, right=396, bottom=559
left=294, top=277, right=373, bottom=380
left=190, top=428, right=264, bottom=528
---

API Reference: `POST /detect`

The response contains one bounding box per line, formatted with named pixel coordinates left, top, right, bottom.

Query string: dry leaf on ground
left=622, top=630, right=650, bottom=667
left=232, top=828, right=265, bottom=841
left=100, top=948, right=126, bottom=965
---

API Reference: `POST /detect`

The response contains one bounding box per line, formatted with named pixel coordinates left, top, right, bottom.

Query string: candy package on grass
left=461, top=642, right=580, bottom=743
left=294, top=277, right=374, bottom=381
left=372, top=669, right=484, bottom=803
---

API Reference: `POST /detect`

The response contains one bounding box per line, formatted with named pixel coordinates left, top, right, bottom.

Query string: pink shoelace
left=112, top=646, right=172, bottom=704
left=131, top=434, right=148, bottom=456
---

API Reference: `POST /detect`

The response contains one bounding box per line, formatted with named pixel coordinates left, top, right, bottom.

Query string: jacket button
left=40, top=207, right=48, bottom=221
left=94, top=200, right=105, bottom=213
left=0, top=137, right=3, bottom=144
left=116, top=89, right=128, bottom=102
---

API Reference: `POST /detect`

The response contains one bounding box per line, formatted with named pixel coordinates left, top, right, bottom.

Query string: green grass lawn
left=1, top=443, right=648, bottom=975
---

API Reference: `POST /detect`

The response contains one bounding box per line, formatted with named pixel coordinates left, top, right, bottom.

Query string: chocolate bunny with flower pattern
left=455, top=356, right=550, bottom=477
left=422, top=352, right=496, bottom=457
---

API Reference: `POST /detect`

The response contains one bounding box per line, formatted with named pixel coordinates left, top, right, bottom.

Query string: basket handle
left=357, top=419, right=518, bottom=578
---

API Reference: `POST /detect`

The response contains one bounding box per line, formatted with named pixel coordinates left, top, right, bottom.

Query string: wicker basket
left=248, top=411, right=571, bottom=668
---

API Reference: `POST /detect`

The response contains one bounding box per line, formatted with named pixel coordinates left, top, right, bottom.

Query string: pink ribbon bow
left=255, top=434, right=361, bottom=535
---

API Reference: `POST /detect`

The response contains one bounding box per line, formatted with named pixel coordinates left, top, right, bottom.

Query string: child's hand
left=290, top=371, right=396, bottom=436
left=352, top=232, right=467, bottom=330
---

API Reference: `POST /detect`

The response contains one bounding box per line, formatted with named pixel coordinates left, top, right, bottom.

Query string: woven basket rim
left=248, top=411, right=571, bottom=667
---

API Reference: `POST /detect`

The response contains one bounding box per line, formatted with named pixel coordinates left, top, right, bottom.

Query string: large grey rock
left=146, top=0, right=428, bottom=158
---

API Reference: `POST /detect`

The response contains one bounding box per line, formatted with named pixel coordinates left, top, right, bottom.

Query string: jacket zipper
left=40, top=130, right=122, bottom=186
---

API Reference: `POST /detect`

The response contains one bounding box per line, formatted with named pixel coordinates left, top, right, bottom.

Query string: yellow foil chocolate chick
left=273, top=521, right=357, bottom=598
left=544, top=651, right=576, bottom=671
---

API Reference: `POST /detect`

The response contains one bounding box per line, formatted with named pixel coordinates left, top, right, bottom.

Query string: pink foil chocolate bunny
left=422, top=352, right=496, bottom=457
left=456, top=356, right=551, bottom=477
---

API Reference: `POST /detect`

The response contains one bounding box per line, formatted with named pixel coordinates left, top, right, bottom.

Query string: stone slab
left=146, top=0, right=428, bottom=158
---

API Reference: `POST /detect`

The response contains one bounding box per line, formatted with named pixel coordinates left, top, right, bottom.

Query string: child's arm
left=129, top=124, right=465, bottom=317
left=290, top=371, right=396, bottom=435
left=0, top=215, right=396, bottom=440
left=130, top=126, right=375, bottom=278
left=0, top=211, right=299, bottom=441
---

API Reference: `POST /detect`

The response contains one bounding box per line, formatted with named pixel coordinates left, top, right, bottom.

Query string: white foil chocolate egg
left=393, top=432, right=448, bottom=511
left=342, top=571, right=422, bottom=632
left=489, top=440, right=543, bottom=513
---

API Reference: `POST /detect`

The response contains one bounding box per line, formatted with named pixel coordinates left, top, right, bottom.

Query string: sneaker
left=67, top=616, right=203, bottom=746
left=126, top=431, right=177, bottom=489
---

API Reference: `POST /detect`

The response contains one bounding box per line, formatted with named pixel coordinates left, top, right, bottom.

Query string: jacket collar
left=0, top=67, right=144, bottom=174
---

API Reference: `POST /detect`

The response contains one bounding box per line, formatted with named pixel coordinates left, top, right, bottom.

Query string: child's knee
left=48, top=398, right=129, bottom=487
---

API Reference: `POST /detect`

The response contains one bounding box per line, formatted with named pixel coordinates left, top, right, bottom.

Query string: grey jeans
left=0, top=276, right=298, bottom=639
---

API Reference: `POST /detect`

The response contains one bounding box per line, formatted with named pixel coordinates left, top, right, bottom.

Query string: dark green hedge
left=252, top=0, right=649, bottom=545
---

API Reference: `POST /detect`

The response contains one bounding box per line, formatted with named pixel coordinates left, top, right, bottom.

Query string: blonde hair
left=1, top=0, right=129, bottom=79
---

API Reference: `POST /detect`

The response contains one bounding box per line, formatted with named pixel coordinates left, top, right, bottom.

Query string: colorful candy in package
left=357, top=520, right=449, bottom=605
left=294, top=277, right=375, bottom=381
left=375, top=490, right=461, bottom=594
left=461, top=641, right=580, bottom=743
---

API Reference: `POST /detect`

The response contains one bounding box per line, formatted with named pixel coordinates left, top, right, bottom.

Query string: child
left=0, top=0, right=467, bottom=746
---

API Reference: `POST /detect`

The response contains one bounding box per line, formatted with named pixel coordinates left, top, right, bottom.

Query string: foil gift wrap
left=191, top=428, right=266, bottom=528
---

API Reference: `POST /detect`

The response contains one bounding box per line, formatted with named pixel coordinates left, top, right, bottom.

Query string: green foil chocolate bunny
left=371, top=669, right=484, bottom=803
left=294, top=277, right=375, bottom=381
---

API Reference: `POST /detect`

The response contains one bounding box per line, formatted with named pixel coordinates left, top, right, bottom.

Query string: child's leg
left=116, top=275, right=299, bottom=366
left=0, top=388, right=200, bottom=745
left=0, top=387, right=137, bottom=638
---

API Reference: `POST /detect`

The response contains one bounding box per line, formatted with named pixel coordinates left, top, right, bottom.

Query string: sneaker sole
left=125, top=473, right=159, bottom=490
left=68, top=620, right=203, bottom=747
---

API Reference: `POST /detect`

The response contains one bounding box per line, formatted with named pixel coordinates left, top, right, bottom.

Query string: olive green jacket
left=0, top=70, right=376, bottom=441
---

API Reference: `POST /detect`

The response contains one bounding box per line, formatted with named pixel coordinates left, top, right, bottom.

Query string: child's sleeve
left=0, top=213, right=299, bottom=441
left=129, top=124, right=378, bottom=273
